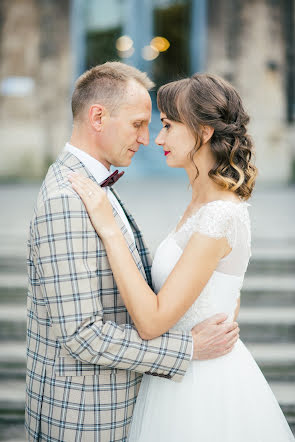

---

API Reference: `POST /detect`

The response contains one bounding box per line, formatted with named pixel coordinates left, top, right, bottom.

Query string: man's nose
left=137, top=127, right=149, bottom=146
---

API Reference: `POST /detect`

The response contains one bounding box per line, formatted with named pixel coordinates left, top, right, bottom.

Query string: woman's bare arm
left=69, top=173, right=231, bottom=340
left=103, top=229, right=229, bottom=339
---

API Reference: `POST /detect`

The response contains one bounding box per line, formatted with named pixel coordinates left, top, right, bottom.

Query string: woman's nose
left=155, top=131, right=164, bottom=146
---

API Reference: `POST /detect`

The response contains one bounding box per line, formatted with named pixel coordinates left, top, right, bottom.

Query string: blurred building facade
left=0, top=0, right=294, bottom=182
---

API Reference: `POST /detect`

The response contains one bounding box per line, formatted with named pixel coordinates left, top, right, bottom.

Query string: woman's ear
left=202, top=125, right=214, bottom=145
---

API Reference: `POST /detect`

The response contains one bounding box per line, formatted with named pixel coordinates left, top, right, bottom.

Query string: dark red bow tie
left=99, top=170, right=125, bottom=187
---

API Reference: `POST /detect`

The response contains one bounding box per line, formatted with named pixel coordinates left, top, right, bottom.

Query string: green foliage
left=153, top=2, right=190, bottom=88
left=86, top=27, right=121, bottom=68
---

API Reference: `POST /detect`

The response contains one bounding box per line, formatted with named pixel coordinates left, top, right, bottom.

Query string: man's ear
left=202, top=125, right=214, bottom=145
left=89, top=104, right=109, bottom=132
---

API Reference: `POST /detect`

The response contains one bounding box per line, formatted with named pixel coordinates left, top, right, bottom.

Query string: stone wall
left=207, top=0, right=294, bottom=183
left=0, top=0, right=294, bottom=182
left=0, top=0, right=71, bottom=179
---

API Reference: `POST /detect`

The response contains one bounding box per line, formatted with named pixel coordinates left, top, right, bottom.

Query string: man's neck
left=69, top=134, right=111, bottom=170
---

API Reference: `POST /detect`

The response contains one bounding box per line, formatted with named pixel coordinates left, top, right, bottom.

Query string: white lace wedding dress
left=127, top=200, right=294, bottom=441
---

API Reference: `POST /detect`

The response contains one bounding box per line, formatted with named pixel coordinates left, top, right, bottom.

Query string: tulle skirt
left=127, top=340, right=294, bottom=442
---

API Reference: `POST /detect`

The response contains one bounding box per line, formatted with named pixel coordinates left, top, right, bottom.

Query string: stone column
left=37, top=0, right=72, bottom=162
left=190, top=0, right=208, bottom=74
left=0, top=0, right=43, bottom=178
left=123, top=0, right=154, bottom=76
left=0, top=0, right=72, bottom=178
left=207, top=0, right=292, bottom=184
left=235, top=0, right=290, bottom=183
left=70, top=0, right=86, bottom=84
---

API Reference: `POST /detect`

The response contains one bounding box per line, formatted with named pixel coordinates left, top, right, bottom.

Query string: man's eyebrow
left=133, top=116, right=151, bottom=123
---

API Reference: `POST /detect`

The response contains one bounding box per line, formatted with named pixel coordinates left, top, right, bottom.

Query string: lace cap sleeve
left=189, top=201, right=239, bottom=249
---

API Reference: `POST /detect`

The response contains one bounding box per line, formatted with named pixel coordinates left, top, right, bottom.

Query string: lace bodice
left=130, top=201, right=295, bottom=442
left=151, top=200, right=251, bottom=332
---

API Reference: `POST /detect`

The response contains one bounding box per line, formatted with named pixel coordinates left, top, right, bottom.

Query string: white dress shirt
left=64, top=143, right=134, bottom=242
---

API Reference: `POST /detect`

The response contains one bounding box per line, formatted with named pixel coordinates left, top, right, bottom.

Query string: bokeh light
left=116, top=35, right=133, bottom=52
left=150, top=36, right=170, bottom=52
left=117, top=47, right=135, bottom=58
left=141, top=45, right=159, bottom=61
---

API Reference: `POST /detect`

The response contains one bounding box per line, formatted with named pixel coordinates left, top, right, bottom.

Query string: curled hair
left=157, top=74, right=258, bottom=200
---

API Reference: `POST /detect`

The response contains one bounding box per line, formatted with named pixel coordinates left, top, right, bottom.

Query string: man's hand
left=191, top=313, right=239, bottom=360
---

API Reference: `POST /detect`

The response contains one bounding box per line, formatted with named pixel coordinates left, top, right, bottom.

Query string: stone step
left=0, top=379, right=293, bottom=435
left=0, top=287, right=26, bottom=305
left=0, top=304, right=295, bottom=342
left=3, top=258, right=292, bottom=276
left=239, top=307, right=295, bottom=324
left=1, top=272, right=295, bottom=307
left=239, top=307, right=295, bottom=343
left=241, top=275, right=295, bottom=306
left=246, top=343, right=295, bottom=381
left=0, top=423, right=26, bottom=442
left=0, top=380, right=25, bottom=441
left=248, top=247, right=295, bottom=275
left=243, top=275, right=295, bottom=292
left=0, top=274, right=27, bottom=290
left=0, top=343, right=26, bottom=380
left=269, top=382, right=295, bottom=435
left=0, top=380, right=25, bottom=426
left=0, top=242, right=294, bottom=276
left=0, top=305, right=26, bottom=342
left=0, top=274, right=27, bottom=305
left=0, top=257, right=26, bottom=274
left=1, top=340, right=294, bottom=383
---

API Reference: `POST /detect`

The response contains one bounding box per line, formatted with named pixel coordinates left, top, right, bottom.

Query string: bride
left=69, top=73, right=294, bottom=441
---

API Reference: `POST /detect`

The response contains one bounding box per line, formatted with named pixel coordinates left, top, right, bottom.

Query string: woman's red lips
left=164, top=151, right=171, bottom=156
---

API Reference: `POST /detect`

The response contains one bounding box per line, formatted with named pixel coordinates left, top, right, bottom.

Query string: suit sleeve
left=32, top=193, right=192, bottom=382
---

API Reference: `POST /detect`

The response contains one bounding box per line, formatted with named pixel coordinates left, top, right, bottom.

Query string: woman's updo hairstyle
left=157, top=73, right=258, bottom=200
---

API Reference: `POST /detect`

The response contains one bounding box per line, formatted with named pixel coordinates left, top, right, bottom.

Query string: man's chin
left=112, top=159, right=132, bottom=168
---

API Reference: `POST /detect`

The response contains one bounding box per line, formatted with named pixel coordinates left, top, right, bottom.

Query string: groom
left=25, top=62, right=239, bottom=441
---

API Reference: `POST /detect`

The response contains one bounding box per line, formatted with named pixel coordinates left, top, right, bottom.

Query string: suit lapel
left=58, top=152, right=151, bottom=283
left=110, top=202, right=149, bottom=282
left=110, top=187, right=153, bottom=286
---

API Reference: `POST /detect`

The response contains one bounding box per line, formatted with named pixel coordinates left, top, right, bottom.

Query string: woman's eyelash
left=164, top=123, right=170, bottom=129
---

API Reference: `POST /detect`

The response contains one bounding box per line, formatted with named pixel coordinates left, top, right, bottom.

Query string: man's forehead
left=121, top=101, right=152, bottom=122
left=124, top=81, right=151, bottom=103
left=131, top=112, right=151, bottom=122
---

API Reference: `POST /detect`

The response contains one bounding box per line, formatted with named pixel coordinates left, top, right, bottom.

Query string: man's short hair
left=71, top=61, right=154, bottom=121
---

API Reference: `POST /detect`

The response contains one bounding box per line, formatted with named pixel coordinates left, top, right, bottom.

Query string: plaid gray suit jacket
left=25, top=151, right=192, bottom=441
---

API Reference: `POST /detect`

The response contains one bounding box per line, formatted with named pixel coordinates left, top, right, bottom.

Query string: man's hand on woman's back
left=191, top=313, right=239, bottom=360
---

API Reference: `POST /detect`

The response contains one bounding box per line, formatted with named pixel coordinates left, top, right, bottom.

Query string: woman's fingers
left=71, top=181, right=88, bottom=202
left=69, top=176, right=88, bottom=199
left=68, top=172, right=112, bottom=219
left=68, top=172, right=104, bottom=201
left=67, top=172, right=119, bottom=238
left=68, top=177, right=95, bottom=211
left=68, top=172, right=94, bottom=190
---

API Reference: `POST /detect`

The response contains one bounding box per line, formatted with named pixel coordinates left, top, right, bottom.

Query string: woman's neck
left=186, top=163, right=239, bottom=207
left=185, top=144, right=240, bottom=206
